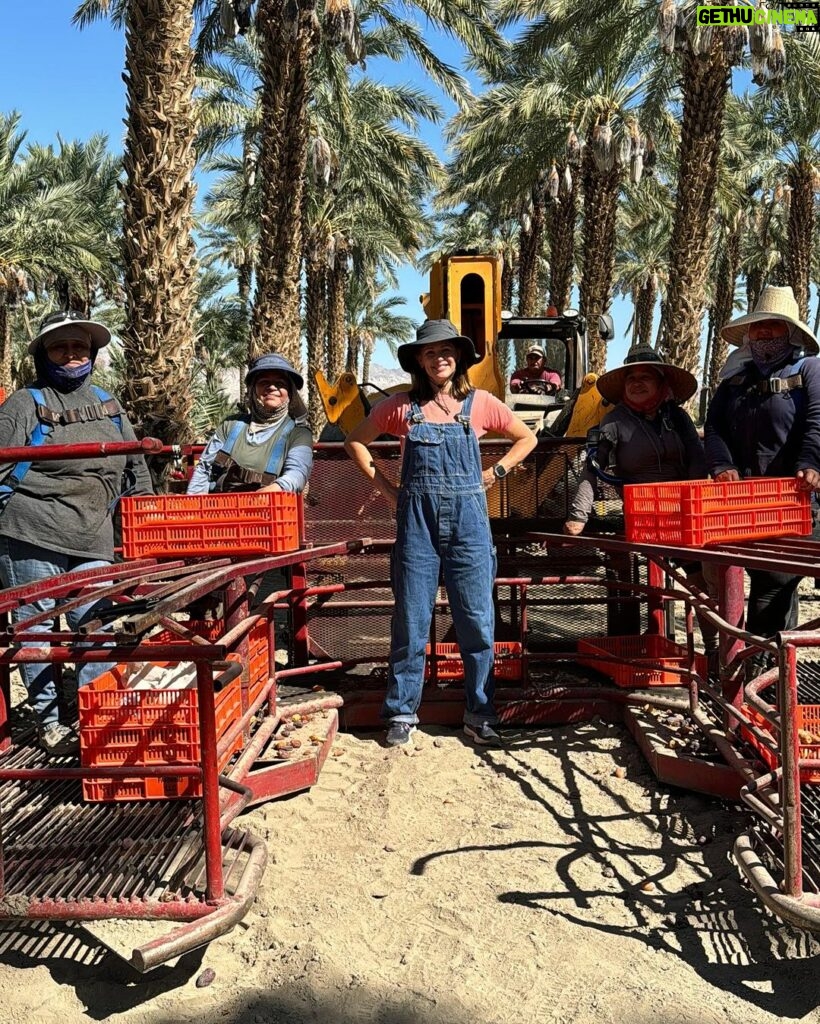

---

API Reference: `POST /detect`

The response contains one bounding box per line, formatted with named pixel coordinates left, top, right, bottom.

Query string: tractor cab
left=500, top=309, right=614, bottom=435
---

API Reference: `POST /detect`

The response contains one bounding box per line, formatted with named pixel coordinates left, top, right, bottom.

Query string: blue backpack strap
left=220, top=418, right=247, bottom=457
left=263, top=418, right=295, bottom=476
left=0, top=389, right=52, bottom=505
left=91, top=385, right=123, bottom=433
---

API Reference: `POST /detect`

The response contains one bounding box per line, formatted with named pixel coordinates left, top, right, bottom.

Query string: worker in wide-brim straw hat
left=565, top=341, right=717, bottom=664
left=564, top=343, right=705, bottom=536
left=705, top=285, right=820, bottom=658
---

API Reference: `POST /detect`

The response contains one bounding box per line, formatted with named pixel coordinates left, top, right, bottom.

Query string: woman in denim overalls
left=346, top=320, right=537, bottom=746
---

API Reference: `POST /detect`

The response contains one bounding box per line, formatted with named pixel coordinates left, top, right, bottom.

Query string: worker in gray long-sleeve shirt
left=564, top=344, right=704, bottom=532
left=563, top=344, right=717, bottom=662
left=0, top=311, right=154, bottom=756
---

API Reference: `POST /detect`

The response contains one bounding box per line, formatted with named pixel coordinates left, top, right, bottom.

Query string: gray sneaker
left=386, top=722, right=416, bottom=747
left=39, top=722, right=79, bottom=756
left=463, top=721, right=503, bottom=747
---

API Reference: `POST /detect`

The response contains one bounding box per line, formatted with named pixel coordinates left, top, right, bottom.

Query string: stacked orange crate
left=742, top=704, right=820, bottom=784
left=577, top=634, right=707, bottom=688
left=120, top=492, right=300, bottom=559
left=424, top=642, right=524, bottom=681
left=624, top=477, right=811, bottom=547
left=79, top=662, right=243, bottom=802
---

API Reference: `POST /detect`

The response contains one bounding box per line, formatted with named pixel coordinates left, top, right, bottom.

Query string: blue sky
left=1, top=3, right=635, bottom=371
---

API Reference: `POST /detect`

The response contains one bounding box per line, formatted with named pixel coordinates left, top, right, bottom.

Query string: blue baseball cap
left=245, top=353, right=304, bottom=391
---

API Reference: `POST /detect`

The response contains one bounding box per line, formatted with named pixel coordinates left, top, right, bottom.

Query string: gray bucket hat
left=245, top=353, right=304, bottom=391
left=30, top=310, right=111, bottom=355
left=397, top=319, right=480, bottom=373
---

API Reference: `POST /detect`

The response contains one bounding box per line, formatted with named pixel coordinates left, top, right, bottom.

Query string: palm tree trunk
left=252, top=0, right=319, bottom=363
left=548, top=165, right=577, bottom=312
left=326, top=238, right=349, bottom=381
left=498, top=252, right=514, bottom=379
left=0, top=299, right=10, bottom=393
left=305, top=240, right=327, bottom=432
left=345, top=335, right=359, bottom=374
left=518, top=180, right=546, bottom=318
left=237, top=260, right=253, bottom=310
left=501, top=252, right=514, bottom=312
left=579, top=142, right=620, bottom=374
left=786, top=160, right=814, bottom=323
left=747, top=267, right=763, bottom=311
left=361, top=336, right=374, bottom=384
left=516, top=180, right=546, bottom=364
left=635, top=278, right=656, bottom=348
left=661, top=42, right=730, bottom=378
left=709, top=227, right=740, bottom=389
left=120, top=0, right=198, bottom=447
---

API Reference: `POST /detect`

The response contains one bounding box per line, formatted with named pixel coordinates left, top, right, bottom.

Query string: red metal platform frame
left=3, top=436, right=820, bottom=961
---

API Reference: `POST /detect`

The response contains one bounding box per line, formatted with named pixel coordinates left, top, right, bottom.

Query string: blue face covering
left=40, top=360, right=92, bottom=391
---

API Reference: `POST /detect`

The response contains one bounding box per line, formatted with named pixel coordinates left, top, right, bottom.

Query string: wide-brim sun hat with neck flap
left=29, top=310, right=112, bottom=355
left=397, top=319, right=480, bottom=374
left=720, top=285, right=819, bottom=355
left=245, top=352, right=304, bottom=391
left=596, top=343, right=698, bottom=405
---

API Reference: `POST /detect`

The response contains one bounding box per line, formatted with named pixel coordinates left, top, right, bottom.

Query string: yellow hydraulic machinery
left=316, top=252, right=614, bottom=441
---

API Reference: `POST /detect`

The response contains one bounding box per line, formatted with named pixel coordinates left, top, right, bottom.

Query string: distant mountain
left=362, top=363, right=406, bottom=390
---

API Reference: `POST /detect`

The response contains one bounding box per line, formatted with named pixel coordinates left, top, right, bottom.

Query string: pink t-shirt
left=368, top=390, right=515, bottom=439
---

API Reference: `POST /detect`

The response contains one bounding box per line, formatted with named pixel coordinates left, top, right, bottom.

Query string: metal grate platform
left=0, top=739, right=251, bottom=907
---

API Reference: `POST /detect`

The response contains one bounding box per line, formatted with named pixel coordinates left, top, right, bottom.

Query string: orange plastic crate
left=424, top=642, right=523, bottom=681
left=81, top=776, right=203, bottom=802
left=742, top=704, right=820, bottom=784
left=79, top=661, right=243, bottom=802
left=120, top=492, right=300, bottom=559
left=577, top=634, right=706, bottom=688
left=624, top=477, right=811, bottom=547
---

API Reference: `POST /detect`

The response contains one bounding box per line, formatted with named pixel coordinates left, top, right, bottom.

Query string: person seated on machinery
left=509, top=346, right=562, bottom=394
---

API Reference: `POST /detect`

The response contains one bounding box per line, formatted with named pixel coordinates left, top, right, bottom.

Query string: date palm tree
left=0, top=115, right=120, bottom=390
left=753, top=35, right=820, bottom=323
left=74, top=0, right=199, bottom=446
left=615, top=183, right=673, bottom=348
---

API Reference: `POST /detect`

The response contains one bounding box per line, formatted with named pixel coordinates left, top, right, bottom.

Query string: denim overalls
left=384, top=391, right=498, bottom=727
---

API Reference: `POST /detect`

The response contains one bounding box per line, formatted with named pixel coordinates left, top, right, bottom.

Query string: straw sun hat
left=720, top=285, right=819, bottom=355
left=596, top=343, right=698, bottom=405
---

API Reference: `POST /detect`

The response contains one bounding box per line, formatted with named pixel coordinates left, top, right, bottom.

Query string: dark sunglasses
left=39, top=310, right=88, bottom=331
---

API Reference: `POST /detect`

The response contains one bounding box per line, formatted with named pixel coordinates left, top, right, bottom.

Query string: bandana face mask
left=749, top=334, right=793, bottom=370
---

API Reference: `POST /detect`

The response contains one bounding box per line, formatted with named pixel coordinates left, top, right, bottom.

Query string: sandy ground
left=0, top=716, right=819, bottom=1024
